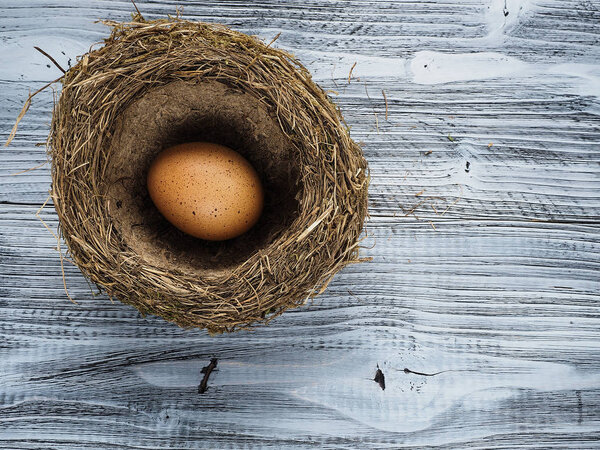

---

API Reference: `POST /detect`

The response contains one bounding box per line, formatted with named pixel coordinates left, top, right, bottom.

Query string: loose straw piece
left=382, top=89, right=388, bottom=120
left=4, top=76, right=63, bottom=147
left=441, top=185, right=464, bottom=216
left=10, top=160, right=48, bottom=176
left=35, top=195, right=76, bottom=304
left=266, top=32, right=282, bottom=48
left=348, top=62, right=357, bottom=83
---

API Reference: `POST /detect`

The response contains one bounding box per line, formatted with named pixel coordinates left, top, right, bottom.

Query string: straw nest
left=49, top=17, right=369, bottom=333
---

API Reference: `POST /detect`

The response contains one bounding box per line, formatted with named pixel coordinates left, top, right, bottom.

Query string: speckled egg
left=147, top=142, right=264, bottom=241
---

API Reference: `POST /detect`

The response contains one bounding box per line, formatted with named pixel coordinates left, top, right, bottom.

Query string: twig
left=34, top=47, right=66, bottom=74
left=402, top=367, right=444, bottom=376
left=198, top=358, right=218, bottom=394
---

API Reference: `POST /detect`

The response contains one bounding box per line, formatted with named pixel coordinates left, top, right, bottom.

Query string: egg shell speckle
left=147, top=142, right=264, bottom=241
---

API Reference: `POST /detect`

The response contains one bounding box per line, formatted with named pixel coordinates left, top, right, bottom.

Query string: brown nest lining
left=49, top=18, right=369, bottom=333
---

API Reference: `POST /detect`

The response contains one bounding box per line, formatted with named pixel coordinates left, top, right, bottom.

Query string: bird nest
left=48, top=17, right=369, bottom=333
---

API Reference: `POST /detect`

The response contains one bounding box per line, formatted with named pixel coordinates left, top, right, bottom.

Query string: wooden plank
left=1, top=2, right=599, bottom=220
left=1, top=203, right=599, bottom=447
left=1, top=1, right=599, bottom=61
left=0, top=0, right=599, bottom=447
left=2, top=80, right=599, bottom=221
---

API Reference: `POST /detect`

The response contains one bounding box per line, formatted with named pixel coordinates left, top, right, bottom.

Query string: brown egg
left=147, top=142, right=264, bottom=241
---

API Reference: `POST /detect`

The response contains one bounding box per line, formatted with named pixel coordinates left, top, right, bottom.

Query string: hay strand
left=5, top=76, right=63, bottom=147
left=348, top=62, right=357, bottom=83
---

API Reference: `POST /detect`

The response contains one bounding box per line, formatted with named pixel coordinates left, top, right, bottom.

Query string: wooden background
left=1, top=0, right=599, bottom=448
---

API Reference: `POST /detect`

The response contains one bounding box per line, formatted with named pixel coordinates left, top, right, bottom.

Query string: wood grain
left=1, top=0, right=599, bottom=448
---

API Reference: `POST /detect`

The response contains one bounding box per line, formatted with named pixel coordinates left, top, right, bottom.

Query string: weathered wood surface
left=1, top=0, right=599, bottom=448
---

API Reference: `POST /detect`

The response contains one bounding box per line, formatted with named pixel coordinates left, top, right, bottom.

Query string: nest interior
left=49, top=18, right=369, bottom=332
left=106, top=79, right=301, bottom=275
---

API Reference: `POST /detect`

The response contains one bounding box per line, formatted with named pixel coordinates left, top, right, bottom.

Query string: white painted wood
left=0, top=0, right=599, bottom=448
